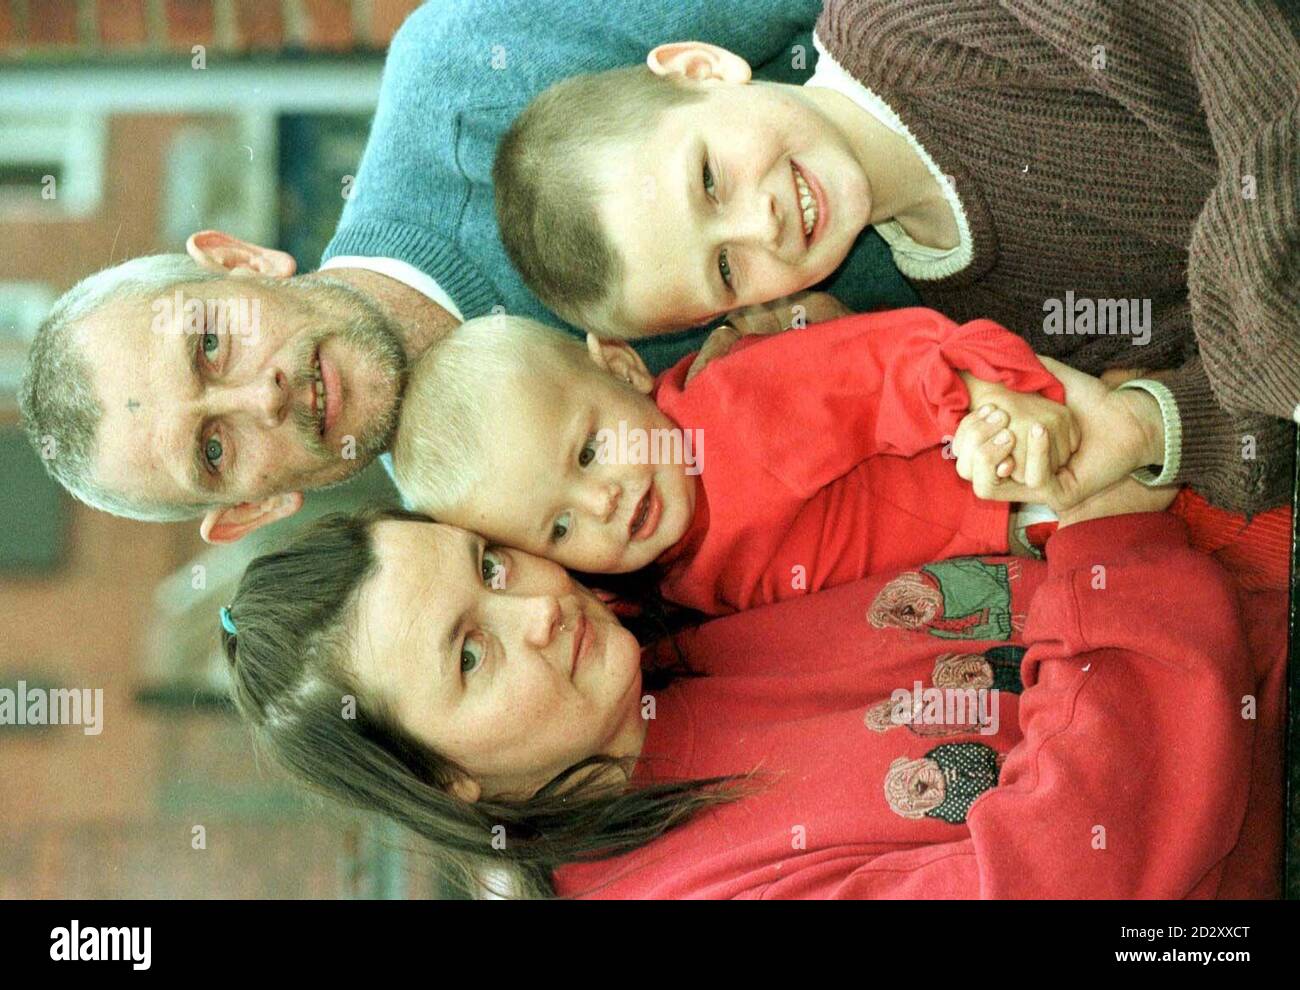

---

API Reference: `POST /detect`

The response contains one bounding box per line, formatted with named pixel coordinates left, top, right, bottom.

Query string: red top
left=653, top=308, right=1065, bottom=615
left=554, top=513, right=1286, bottom=898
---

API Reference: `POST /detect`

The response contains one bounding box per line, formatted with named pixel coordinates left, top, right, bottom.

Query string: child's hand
left=954, top=380, right=1079, bottom=485
left=685, top=322, right=743, bottom=384
left=685, top=291, right=852, bottom=383
left=728, top=290, right=853, bottom=337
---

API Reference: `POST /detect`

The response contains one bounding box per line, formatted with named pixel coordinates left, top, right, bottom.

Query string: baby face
left=593, top=68, right=871, bottom=335
left=442, top=345, right=698, bottom=574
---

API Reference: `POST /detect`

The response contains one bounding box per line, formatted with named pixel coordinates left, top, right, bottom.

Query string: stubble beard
left=280, top=274, right=410, bottom=486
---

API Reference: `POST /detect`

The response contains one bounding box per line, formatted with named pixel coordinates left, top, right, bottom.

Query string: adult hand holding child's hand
left=685, top=291, right=852, bottom=383
left=957, top=374, right=1079, bottom=484
left=954, top=356, right=1168, bottom=514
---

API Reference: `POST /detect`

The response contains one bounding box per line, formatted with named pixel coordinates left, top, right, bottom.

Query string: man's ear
left=646, top=41, right=752, bottom=85
left=585, top=333, right=655, bottom=394
left=186, top=230, right=297, bottom=279
left=199, top=492, right=304, bottom=545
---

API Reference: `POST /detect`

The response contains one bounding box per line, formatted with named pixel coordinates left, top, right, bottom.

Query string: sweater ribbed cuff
left=1155, top=359, right=1285, bottom=509
left=1116, top=379, right=1182, bottom=487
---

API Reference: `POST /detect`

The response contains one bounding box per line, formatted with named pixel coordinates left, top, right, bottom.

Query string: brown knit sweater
left=817, top=0, right=1299, bottom=513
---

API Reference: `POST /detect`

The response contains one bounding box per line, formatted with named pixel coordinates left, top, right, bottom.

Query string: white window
left=0, top=112, right=107, bottom=219
left=0, top=281, right=56, bottom=409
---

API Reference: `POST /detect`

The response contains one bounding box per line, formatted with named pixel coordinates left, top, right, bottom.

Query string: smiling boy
left=495, top=45, right=934, bottom=339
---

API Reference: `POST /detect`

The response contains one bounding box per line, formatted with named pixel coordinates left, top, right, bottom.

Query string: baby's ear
left=585, top=333, right=655, bottom=394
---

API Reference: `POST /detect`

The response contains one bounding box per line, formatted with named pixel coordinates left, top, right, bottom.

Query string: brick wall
left=0, top=0, right=424, bottom=56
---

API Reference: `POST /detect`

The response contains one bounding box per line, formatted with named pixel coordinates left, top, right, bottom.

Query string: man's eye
left=460, top=637, right=484, bottom=675
left=204, top=435, right=223, bottom=469
left=481, top=549, right=506, bottom=589
left=551, top=511, right=573, bottom=543
left=578, top=436, right=599, bottom=468
left=703, top=160, right=717, bottom=200
left=719, top=249, right=733, bottom=288
left=201, top=332, right=219, bottom=361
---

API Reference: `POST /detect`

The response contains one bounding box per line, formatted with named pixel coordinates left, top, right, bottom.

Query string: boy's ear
left=585, top=334, right=655, bottom=394
left=199, top=492, right=305, bottom=545
left=647, top=41, right=752, bottom=85
left=186, top=230, right=297, bottom=279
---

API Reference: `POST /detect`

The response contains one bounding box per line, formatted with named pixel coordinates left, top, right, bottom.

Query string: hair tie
left=219, top=606, right=238, bottom=636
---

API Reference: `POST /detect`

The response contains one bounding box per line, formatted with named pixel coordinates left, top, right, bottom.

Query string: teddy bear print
left=864, top=647, right=1026, bottom=736
left=884, top=742, right=1006, bottom=824
left=867, top=558, right=1023, bottom=641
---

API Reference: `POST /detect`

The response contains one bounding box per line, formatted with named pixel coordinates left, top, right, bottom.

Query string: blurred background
left=0, top=0, right=456, bottom=898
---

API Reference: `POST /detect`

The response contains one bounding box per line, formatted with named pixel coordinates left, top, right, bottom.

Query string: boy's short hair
left=493, top=65, right=708, bottom=337
left=392, top=314, right=586, bottom=514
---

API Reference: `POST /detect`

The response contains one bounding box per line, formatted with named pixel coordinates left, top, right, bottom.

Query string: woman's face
left=349, top=520, right=648, bottom=803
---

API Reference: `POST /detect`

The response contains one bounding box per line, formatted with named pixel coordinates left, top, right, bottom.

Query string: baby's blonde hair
left=392, top=314, right=587, bottom=515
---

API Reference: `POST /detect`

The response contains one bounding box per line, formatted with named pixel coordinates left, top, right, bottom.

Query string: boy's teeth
left=794, top=167, right=817, bottom=238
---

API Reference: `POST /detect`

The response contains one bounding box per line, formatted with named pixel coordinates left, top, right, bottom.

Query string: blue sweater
left=323, top=0, right=916, bottom=374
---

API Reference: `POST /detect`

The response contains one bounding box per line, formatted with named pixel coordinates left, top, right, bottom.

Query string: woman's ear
left=585, top=333, right=655, bottom=394
left=448, top=775, right=482, bottom=804
left=187, top=230, right=297, bottom=278
left=646, top=41, right=752, bottom=85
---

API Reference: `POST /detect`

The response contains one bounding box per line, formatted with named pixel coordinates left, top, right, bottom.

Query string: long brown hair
left=221, top=509, right=743, bottom=897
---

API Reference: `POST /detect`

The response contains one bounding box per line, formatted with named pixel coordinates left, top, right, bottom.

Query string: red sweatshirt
left=554, top=513, right=1285, bottom=898
left=653, top=308, right=1064, bottom=614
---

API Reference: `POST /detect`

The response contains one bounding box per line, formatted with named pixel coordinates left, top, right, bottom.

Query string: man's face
left=436, top=348, right=697, bottom=574
left=596, top=80, right=872, bottom=335
left=85, top=274, right=406, bottom=510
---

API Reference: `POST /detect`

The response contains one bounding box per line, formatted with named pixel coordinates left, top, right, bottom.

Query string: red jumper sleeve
left=708, top=307, right=1063, bottom=497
